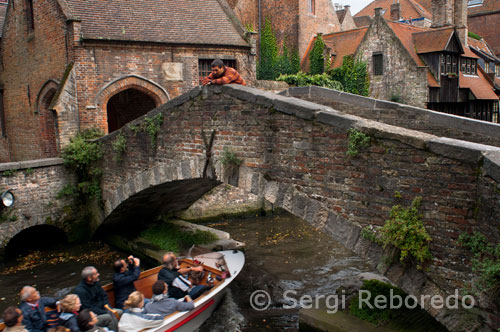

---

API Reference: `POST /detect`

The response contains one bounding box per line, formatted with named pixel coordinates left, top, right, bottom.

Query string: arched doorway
left=38, top=82, right=59, bottom=157
left=106, top=88, right=157, bottom=133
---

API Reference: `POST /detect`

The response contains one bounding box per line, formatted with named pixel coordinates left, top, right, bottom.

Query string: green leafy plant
left=24, top=168, right=34, bottom=176
left=2, top=169, right=17, bottom=177
left=347, top=128, right=370, bottom=156
left=361, top=226, right=382, bottom=244
left=129, top=124, right=140, bottom=135
left=141, top=221, right=218, bottom=252
left=458, top=232, right=500, bottom=299
left=275, top=42, right=293, bottom=76
left=220, top=147, right=243, bottom=167
left=290, top=49, right=301, bottom=75
left=57, top=184, right=78, bottom=199
left=350, top=280, right=407, bottom=324
left=309, top=34, right=326, bottom=75
left=329, top=55, right=370, bottom=96
left=468, top=31, right=481, bottom=40
left=61, top=129, right=104, bottom=201
left=143, top=113, right=164, bottom=149
left=257, top=18, right=279, bottom=80
left=390, top=92, right=402, bottom=103
left=112, top=133, right=127, bottom=162
left=244, top=23, right=255, bottom=32
left=380, top=197, right=432, bottom=269
left=277, top=72, right=343, bottom=90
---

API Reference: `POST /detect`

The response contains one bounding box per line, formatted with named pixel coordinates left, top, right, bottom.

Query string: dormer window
left=495, top=64, right=500, bottom=77
left=485, top=62, right=490, bottom=73
left=462, top=58, right=477, bottom=75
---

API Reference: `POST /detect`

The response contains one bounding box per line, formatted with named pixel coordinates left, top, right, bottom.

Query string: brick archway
left=36, top=80, right=60, bottom=157
left=94, top=75, right=170, bottom=134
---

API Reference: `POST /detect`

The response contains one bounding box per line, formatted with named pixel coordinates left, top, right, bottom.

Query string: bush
left=329, top=55, right=370, bottom=96
left=309, top=34, right=326, bottom=75
left=347, top=128, right=370, bottom=156
left=380, top=197, right=432, bottom=269
left=277, top=72, right=343, bottom=90
left=257, top=18, right=278, bottom=80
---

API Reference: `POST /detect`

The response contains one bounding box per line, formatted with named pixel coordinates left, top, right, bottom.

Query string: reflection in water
left=198, top=211, right=376, bottom=331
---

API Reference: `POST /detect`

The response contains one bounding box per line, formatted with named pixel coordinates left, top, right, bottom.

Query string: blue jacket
left=73, top=280, right=109, bottom=315
left=113, top=264, right=140, bottom=309
left=157, top=267, right=185, bottom=299
left=59, top=312, right=79, bottom=332
left=19, top=297, right=58, bottom=332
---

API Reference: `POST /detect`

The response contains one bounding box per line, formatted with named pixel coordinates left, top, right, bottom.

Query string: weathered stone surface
left=483, top=151, right=500, bottom=183
left=428, top=137, right=500, bottom=163
left=316, top=109, right=359, bottom=129
left=272, top=95, right=322, bottom=120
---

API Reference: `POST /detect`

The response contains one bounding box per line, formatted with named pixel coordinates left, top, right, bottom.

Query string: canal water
left=0, top=212, right=377, bottom=331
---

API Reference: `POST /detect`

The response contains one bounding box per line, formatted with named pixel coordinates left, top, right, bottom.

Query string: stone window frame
left=307, top=0, right=315, bottom=15
left=372, top=52, right=383, bottom=76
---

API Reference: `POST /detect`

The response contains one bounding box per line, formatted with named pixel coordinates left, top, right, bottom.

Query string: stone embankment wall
left=283, top=86, right=500, bottom=148
left=97, top=85, right=500, bottom=331
left=0, top=158, right=75, bottom=252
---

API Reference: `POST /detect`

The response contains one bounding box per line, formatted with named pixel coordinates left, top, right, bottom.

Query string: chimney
left=374, top=7, right=383, bottom=17
left=454, top=0, right=468, bottom=47
left=431, top=0, right=453, bottom=28
left=390, top=1, right=401, bottom=21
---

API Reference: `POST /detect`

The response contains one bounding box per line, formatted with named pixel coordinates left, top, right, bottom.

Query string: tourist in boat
left=2, top=307, right=28, bottom=332
left=118, top=292, right=162, bottom=332
left=158, top=252, right=209, bottom=300
left=19, top=286, right=58, bottom=332
left=113, top=255, right=141, bottom=309
left=73, top=267, right=120, bottom=332
left=144, top=280, right=194, bottom=316
left=58, top=294, right=81, bottom=332
left=76, top=310, right=109, bottom=332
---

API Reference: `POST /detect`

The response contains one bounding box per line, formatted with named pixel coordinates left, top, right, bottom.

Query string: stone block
left=286, top=86, right=311, bottom=97
left=316, top=109, right=359, bottom=129
left=272, top=95, right=322, bottom=120
left=335, top=92, right=376, bottom=110
left=428, top=137, right=500, bottom=164
left=483, top=151, right=500, bottom=183
left=309, top=86, right=342, bottom=100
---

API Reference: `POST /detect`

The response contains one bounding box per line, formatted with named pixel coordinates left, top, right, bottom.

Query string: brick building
left=303, top=0, right=500, bottom=122
left=355, top=0, right=433, bottom=27
left=229, top=0, right=341, bottom=58
left=0, top=0, right=256, bottom=162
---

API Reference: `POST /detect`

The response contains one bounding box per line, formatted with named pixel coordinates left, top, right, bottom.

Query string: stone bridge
left=1, top=85, right=500, bottom=331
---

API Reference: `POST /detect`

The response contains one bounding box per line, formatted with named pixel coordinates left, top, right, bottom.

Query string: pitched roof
left=336, top=9, right=347, bottom=24
left=353, top=15, right=373, bottom=27
left=468, top=36, right=498, bottom=59
left=0, top=1, right=8, bottom=38
left=355, top=0, right=431, bottom=20
left=63, top=0, right=249, bottom=47
left=460, top=68, right=499, bottom=99
left=413, top=27, right=457, bottom=54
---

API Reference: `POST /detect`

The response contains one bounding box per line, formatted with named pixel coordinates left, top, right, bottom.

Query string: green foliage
left=141, top=221, right=218, bottom=252
left=309, top=34, right=326, bottom=75
left=277, top=72, right=343, bottom=90
left=290, top=49, right=301, bottom=75
left=221, top=147, right=243, bottom=167
left=349, top=280, right=407, bottom=324
left=394, top=191, right=402, bottom=199
left=390, top=92, right=402, bottom=103
left=143, top=114, right=164, bottom=149
left=347, top=128, right=370, bottom=156
left=275, top=42, right=293, bottom=76
left=329, top=55, right=370, bottom=96
left=244, top=23, right=255, bottom=32
left=57, top=184, right=78, bottom=199
left=24, top=168, right=34, bottom=176
left=257, top=18, right=278, bottom=80
left=380, top=197, right=432, bottom=269
left=2, top=169, right=17, bottom=177
left=468, top=31, right=481, bottom=40
left=361, top=226, right=382, bottom=244
left=459, top=232, right=500, bottom=296
left=129, top=124, right=140, bottom=135
left=112, top=133, right=127, bottom=162
left=61, top=129, right=104, bottom=201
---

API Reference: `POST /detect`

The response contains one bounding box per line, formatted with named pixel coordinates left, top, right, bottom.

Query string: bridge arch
left=4, top=224, right=67, bottom=258
left=94, top=76, right=170, bottom=133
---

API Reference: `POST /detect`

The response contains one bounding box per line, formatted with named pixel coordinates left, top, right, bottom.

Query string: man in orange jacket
left=201, top=59, right=246, bottom=86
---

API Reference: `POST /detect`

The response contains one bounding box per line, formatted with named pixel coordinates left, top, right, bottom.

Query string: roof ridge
left=407, top=0, right=431, bottom=18
left=322, top=27, right=368, bottom=39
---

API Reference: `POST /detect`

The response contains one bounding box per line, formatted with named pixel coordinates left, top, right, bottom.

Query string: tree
left=329, top=55, right=370, bottom=96
left=257, top=18, right=278, bottom=80
left=276, top=42, right=293, bottom=75
left=290, top=49, right=301, bottom=74
left=309, top=34, right=326, bottom=75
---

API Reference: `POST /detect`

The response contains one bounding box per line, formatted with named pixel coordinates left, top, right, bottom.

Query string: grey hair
left=163, top=252, right=176, bottom=270
left=81, top=266, right=96, bottom=280
left=20, top=286, right=34, bottom=302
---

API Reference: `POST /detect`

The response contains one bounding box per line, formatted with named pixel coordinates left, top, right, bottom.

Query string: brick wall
left=0, top=158, right=76, bottom=251
left=356, top=15, right=429, bottom=108
left=0, top=0, right=69, bottom=161
left=468, top=13, right=500, bottom=56
left=95, top=85, right=500, bottom=331
left=73, top=42, right=255, bottom=133
left=284, top=86, right=500, bottom=148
